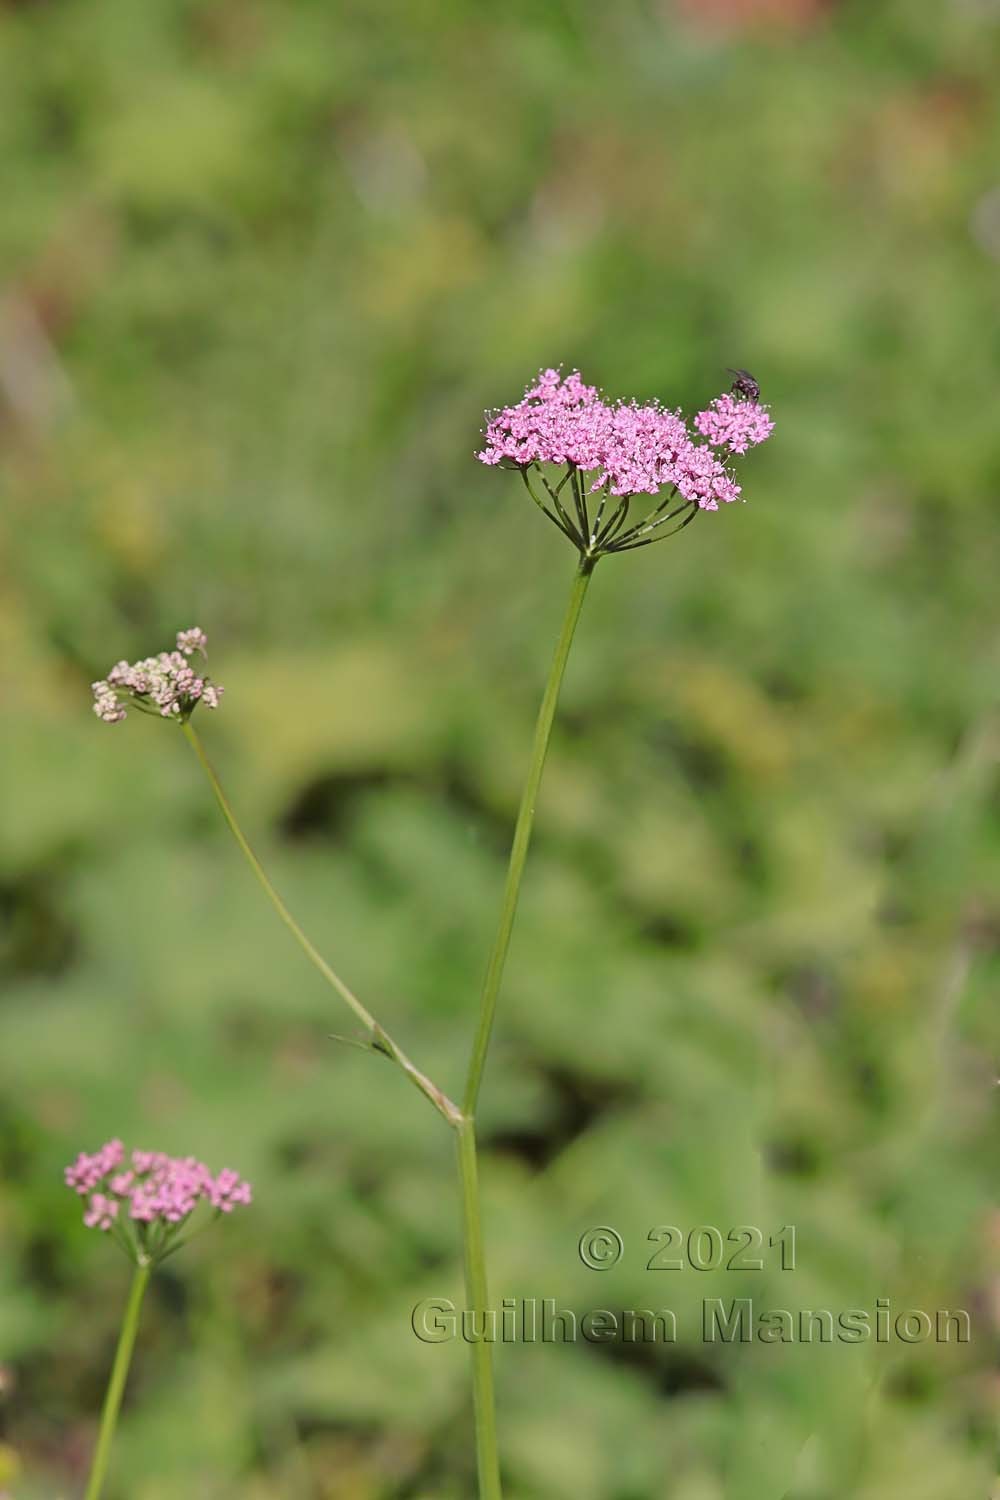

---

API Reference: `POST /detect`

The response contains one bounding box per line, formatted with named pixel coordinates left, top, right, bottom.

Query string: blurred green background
left=1, top=0, right=999, bottom=1495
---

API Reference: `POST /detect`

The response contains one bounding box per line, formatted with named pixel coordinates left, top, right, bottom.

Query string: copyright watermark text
left=411, top=1296, right=971, bottom=1346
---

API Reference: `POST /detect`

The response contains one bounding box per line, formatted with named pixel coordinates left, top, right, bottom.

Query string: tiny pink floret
left=65, top=1138, right=125, bottom=1195
left=83, top=1194, right=119, bottom=1232
left=208, top=1168, right=254, bottom=1212
left=176, top=627, right=208, bottom=656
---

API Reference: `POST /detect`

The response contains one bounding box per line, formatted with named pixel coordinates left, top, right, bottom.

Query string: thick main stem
left=83, top=1261, right=151, bottom=1500
left=181, top=722, right=461, bottom=1126
left=456, top=556, right=596, bottom=1500
left=457, top=1117, right=502, bottom=1500
left=463, top=556, right=595, bottom=1117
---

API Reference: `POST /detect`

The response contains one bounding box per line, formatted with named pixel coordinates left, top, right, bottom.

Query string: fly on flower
left=478, top=367, right=773, bottom=557
left=726, top=367, right=761, bottom=402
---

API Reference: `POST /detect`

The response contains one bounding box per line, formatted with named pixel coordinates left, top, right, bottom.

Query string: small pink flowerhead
left=478, top=367, right=613, bottom=472
left=83, top=1194, right=119, bottom=1232
left=176, top=627, right=208, bottom=656
left=208, top=1168, right=254, bottom=1212
left=65, top=1139, right=125, bottom=1194
left=694, top=393, right=774, bottom=455
left=91, top=630, right=223, bottom=726
left=66, top=1139, right=252, bottom=1265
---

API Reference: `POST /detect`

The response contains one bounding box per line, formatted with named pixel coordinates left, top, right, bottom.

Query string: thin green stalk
left=521, top=467, right=577, bottom=545
left=83, top=1261, right=151, bottom=1500
left=181, top=721, right=461, bottom=1126
left=463, top=556, right=595, bottom=1117
left=454, top=555, right=596, bottom=1498
left=457, top=1116, right=502, bottom=1500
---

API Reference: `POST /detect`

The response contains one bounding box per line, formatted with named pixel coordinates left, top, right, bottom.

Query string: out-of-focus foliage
left=1, top=0, right=998, bottom=1495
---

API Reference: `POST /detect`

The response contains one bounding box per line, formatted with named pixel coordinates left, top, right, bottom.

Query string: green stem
left=181, top=721, right=461, bottom=1126
left=83, top=1261, right=151, bottom=1500
left=457, top=1116, right=502, bottom=1500
left=463, top=556, right=595, bottom=1117
left=454, top=556, right=596, bottom=1499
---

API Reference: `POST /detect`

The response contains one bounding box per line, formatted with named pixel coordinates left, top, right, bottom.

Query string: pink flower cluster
left=65, top=1140, right=252, bottom=1240
left=478, top=367, right=773, bottom=511
left=695, top=392, right=775, bottom=454
left=92, top=628, right=223, bottom=724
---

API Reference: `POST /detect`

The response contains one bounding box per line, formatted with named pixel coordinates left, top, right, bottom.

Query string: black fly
left=726, top=367, right=760, bottom=402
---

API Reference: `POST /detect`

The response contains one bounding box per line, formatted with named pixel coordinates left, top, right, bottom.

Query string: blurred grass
left=1, top=0, right=999, bottom=1495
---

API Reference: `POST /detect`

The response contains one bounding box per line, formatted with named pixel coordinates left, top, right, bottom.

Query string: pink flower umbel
left=69, top=1143, right=251, bottom=1497
left=66, top=1140, right=251, bottom=1265
left=91, top=628, right=223, bottom=725
left=479, top=367, right=774, bottom=554
left=694, top=392, right=774, bottom=454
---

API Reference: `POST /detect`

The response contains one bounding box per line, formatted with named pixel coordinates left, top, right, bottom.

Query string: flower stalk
left=463, top=554, right=595, bottom=1117
left=455, top=553, right=597, bottom=1499
left=457, top=1116, right=502, bottom=1500
left=83, top=1261, right=151, bottom=1500
left=181, top=721, right=462, bottom=1127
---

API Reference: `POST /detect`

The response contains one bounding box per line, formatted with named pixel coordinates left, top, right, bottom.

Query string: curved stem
left=457, top=1116, right=502, bottom=1500
left=611, top=500, right=699, bottom=550
left=568, top=466, right=589, bottom=540
left=535, top=466, right=580, bottom=545
left=588, top=480, right=610, bottom=546
left=613, top=502, right=685, bottom=548
left=463, top=555, right=595, bottom=1117
left=83, top=1261, right=151, bottom=1500
left=520, top=468, right=578, bottom=545
left=181, top=721, right=461, bottom=1126
left=593, top=494, right=631, bottom=549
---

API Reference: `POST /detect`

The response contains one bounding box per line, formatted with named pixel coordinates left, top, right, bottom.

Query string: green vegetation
left=1, top=1, right=998, bottom=1495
